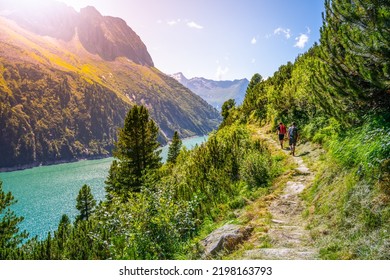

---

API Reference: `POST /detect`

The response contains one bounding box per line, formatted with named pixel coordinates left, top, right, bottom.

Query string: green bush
left=302, top=117, right=340, bottom=144
left=240, top=150, right=272, bottom=189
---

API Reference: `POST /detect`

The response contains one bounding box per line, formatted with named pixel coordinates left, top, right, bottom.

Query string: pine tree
left=167, top=131, right=182, bottom=164
left=45, top=232, right=52, bottom=260
left=104, top=159, right=120, bottom=201
left=106, top=105, right=162, bottom=196
left=221, top=99, right=236, bottom=122
left=76, top=184, right=96, bottom=222
left=0, top=180, right=28, bottom=259
left=247, top=73, right=263, bottom=92
left=314, top=0, right=390, bottom=121
left=242, top=73, right=263, bottom=118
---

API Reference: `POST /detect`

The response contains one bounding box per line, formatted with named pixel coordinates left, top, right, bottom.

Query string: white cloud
left=162, top=19, right=204, bottom=29
left=167, top=20, right=177, bottom=26
left=294, top=34, right=309, bottom=49
left=251, top=37, right=257, bottom=44
left=215, top=66, right=229, bottom=80
left=166, top=19, right=181, bottom=26
left=187, top=21, right=203, bottom=29
left=274, top=27, right=291, bottom=39
left=251, top=58, right=256, bottom=64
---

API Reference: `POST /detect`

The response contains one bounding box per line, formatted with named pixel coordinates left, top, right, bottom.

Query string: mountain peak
left=2, top=1, right=153, bottom=66
left=80, top=6, right=102, bottom=17
left=77, top=6, right=153, bottom=65
left=170, top=72, right=188, bottom=85
left=171, top=74, right=249, bottom=111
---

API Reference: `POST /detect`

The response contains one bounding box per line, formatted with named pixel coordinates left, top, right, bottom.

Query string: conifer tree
left=105, top=159, right=120, bottom=201
left=52, top=214, right=71, bottom=258
left=167, top=131, right=182, bottom=164
left=314, top=0, right=390, bottom=121
left=76, top=184, right=96, bottom=222
left=247, top=73, right=263, bottom=92
left=0, top=180, right=28, bottom=259
left=106, top=105, right=162, bottom=196
left=242, top=73, right=263, bottom=117
left=221, top=99, right=236, bottom=122
left=45, top=232, right=52, bottom=260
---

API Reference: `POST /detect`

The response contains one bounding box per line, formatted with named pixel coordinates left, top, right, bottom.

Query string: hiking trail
left=242, top=129, right=318, bottom=259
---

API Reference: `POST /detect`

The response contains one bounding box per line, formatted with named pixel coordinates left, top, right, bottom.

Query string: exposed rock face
left=5, top=2, right=154, bottom=66
left=201, top=224, right=253, bottom=258
left=78, top=6, right=154, bottom=65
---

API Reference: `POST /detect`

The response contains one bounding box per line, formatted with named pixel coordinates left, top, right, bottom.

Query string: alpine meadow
left=0, top=0, right=389, bottom=261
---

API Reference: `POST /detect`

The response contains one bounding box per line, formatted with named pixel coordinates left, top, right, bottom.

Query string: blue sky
left=24, top=0, right=326, bottom=80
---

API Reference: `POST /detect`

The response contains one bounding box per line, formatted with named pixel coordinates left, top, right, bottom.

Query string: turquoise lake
left=0, top=136, right=207, bottom=240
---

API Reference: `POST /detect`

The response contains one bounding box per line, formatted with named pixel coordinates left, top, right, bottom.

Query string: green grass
left=302, top=141, right=390, bottom=259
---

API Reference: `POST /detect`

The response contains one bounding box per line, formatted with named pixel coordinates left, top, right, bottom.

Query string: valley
left=170, top=72, right=249, bottom=111
left=0, top=3, right=220, bottom=169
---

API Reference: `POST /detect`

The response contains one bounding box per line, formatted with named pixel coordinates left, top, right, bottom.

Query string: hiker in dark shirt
left=287, top=122, right=299, bottom=156
left=276, top=122, right=287, bottom=149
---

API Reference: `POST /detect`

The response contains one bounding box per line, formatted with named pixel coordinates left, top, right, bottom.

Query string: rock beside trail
left=294, top=166, right=311, bottom=175
left=201, top=224, right=253, bottom=258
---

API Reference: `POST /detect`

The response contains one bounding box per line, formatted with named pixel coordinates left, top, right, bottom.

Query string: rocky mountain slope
left=170, top=72, right=249, bottom=110
left=0, top=2, right=220, bottom=170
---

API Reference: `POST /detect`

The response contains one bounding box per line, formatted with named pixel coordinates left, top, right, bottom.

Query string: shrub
left=240, top=150, right=272, bottom=189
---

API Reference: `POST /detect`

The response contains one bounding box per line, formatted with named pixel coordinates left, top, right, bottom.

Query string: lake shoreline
left=1, top=135, right=209, bottom=239
left=0, top=135, right=209, bottom=173
left=0, top=154, right=111, bottom=173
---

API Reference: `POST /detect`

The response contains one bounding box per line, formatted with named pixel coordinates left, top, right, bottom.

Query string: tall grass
left=302, top=115, right=390, bottom=259
left=328, top=116, right=390, bottom=180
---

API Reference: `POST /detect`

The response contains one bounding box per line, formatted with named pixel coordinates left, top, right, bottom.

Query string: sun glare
left=0, top=0, right=87, bottom=12
left=4, top=0, right=53, bottom=10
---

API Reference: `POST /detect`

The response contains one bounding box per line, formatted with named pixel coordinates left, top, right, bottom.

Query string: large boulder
left=201, top=224, right=253, bottom=258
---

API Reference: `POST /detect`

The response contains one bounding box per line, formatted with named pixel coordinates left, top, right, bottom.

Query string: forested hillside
left=1, top=0, right=389, bottom=260
left=224, top=0, right=390, bottom=259
left=0, top=3, right=220, bottom=170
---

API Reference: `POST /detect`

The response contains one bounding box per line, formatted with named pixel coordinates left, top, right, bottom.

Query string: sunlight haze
left=1, top=0, right=324, bottom=80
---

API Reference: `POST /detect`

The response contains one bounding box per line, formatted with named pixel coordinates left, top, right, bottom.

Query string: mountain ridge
left=4, top=2, right=154, bottom=66
left=170, top=72, right=249, bottom=110
left=0, top=3, right=221, bottom=169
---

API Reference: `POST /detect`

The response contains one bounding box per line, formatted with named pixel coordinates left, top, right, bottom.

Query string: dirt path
left=243, top=133, right=318, bottom=259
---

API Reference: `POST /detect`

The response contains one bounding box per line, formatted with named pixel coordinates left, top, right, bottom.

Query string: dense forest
left=1, top=0, right=389, bottom=259
left=0, top=60, right=220, bottom=170
left=0, top=65, right=129, bottom=169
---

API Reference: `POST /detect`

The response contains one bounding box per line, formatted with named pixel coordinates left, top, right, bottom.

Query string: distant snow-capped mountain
left=170, top=72, right=249, bottom=111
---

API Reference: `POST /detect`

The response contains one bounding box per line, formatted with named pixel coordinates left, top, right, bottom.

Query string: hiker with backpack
left=287, top=122, right=299, bottom=156
left=276, top=122, right=287, bottom=149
